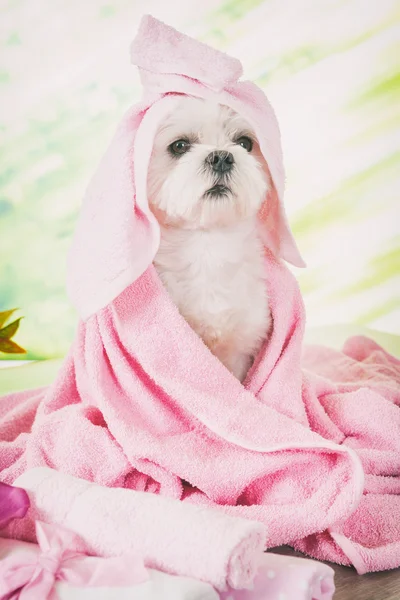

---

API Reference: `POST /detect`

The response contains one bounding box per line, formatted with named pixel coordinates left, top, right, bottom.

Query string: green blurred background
left=0, top=0, right=399, bottom=360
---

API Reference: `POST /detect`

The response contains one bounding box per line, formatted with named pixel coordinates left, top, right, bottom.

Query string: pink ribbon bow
left=0, top=521, right=148, bottom=599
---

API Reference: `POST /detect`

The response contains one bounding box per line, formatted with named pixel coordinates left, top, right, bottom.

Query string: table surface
left=273, top=547, right=400, bottom=600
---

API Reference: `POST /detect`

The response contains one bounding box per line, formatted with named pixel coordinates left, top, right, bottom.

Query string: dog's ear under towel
left=66, top=14, right=305, bottom=321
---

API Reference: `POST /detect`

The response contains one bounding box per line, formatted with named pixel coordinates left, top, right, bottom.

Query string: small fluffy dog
left=148, top=97, right=271, bottom=382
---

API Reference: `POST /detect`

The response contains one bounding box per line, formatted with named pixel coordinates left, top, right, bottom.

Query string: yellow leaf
left=0, top=308, right=18, bottom=329
left=0, top=317, right=23, bottom=340
left=0, top=338, right=26, bottom=354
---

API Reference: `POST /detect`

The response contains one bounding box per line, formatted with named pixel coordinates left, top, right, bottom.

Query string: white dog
left=148, top=97, right=271, bottom=382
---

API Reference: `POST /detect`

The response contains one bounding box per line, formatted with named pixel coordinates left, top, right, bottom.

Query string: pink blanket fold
left=1, top=14, right=399, bottom=579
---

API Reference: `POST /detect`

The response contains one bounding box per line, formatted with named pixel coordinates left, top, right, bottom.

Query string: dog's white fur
left=148, top=97, right=271, bottom=381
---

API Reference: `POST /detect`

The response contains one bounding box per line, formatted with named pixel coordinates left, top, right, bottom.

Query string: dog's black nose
left=206, top=151, right=234, bottom=173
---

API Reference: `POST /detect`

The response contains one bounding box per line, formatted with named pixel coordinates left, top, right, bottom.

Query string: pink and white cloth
left=0, top=521, right=148, bottom=599
left=222, top=553, right=335, bottom=600
left=0, top=14, right=399, bottom=599
left=0, top=535, right=334, bottom=600
left=1, top=468, right=335, bottom=600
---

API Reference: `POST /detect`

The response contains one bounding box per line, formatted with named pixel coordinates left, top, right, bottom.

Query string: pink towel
left=222, top=553, right=335, bottom=600
left=8, top=467, right=266, bottom=592
left=0, top=15, right=399, bottom=579
left=0, top=520, right=149, bottom=599
left=0, top=536, right=219, bottom=600
left=0, top=538, right=335, bottom=600
left=4, top=468, right=335, bottom=600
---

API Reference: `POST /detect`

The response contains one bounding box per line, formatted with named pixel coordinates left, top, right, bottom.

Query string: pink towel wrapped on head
left=67, top=14, right=305, bottom=321
left=1, top=14, right=399, bottom=585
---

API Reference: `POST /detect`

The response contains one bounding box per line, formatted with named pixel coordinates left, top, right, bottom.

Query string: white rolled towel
left=10, top=468, right=266, bottom=591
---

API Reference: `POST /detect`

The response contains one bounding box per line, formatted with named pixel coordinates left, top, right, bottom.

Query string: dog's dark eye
left=236, top=136, right=253, bottom=152
left=169, top=139, right=191, bottom=156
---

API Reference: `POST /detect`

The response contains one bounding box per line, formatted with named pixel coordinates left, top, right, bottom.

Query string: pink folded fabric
left=221, top=552, right=335, bottom=600
left=8, top=467, right=266, bottom=592
left=0, top=534, right=335, bottom=600
left=0, top=535, right=218, bottom=600
left=4, top=468, right=335, bottom=600
left=0, top=14, right=399, bottom=581
left=0, top=520, right=147, bottom=599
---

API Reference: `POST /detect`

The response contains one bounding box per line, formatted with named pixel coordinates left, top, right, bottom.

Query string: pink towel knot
left=131, top=15, right=243, bottom=92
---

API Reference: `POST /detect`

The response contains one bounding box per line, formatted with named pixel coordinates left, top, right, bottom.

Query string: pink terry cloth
left=5, top=468, right=335, bottom=600
left=0, top=14, right=399, bottom=580
left=7, top=467, right=266, bottom=592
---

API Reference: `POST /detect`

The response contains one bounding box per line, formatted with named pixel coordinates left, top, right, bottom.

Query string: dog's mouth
left=204, top=184, right=231, bottom=198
